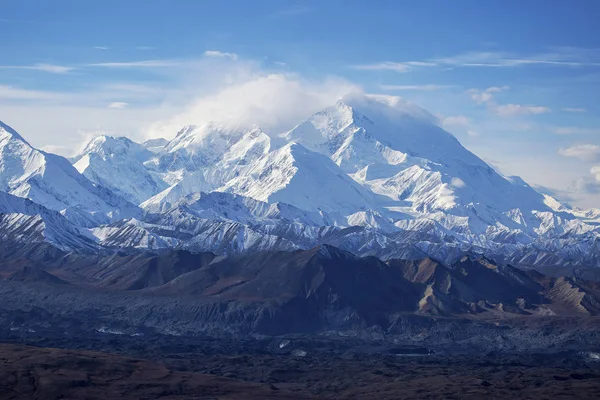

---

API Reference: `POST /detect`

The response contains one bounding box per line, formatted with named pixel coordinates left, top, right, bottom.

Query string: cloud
left=269, top=5, right=313, bottom=18
left=93, top=46, right=109, bottom=50
left=441, top=115, right=480, bottom=137
left=468, top=86, right=549, bottom=117
left=591, top=166, right=600, bottom=182
left=442, top=115, right=470, bottom=127
left=40, top=144, right=73, bottom=154
left=570, top=175, right=600, bottom=194
left=0, top=85, right=64, bottom=101
left=380, top=84, right=453, bottom=91
left=86, top=60, right=180, bottom=68
left=559, top=144, right=600, bottom=162
left=450, top=177, right=466, bottom=188
left=0, top=63, right=74, bottom=74
left=146, top=73, right=359, bottom=139
left=554, top=126, right=600, bottom=135
left=352, top=62, right=412, bottom=73
left=204, top=50, right=238, bottom=60
left=108, top=102, right=128, bottom=109
left=357, top=47, right=600, bottom=75
left=562, top=107, right=587, bottom=113
left=468, top=86, right=509, bottom=104
left=493, top=104, right=551, bottom=117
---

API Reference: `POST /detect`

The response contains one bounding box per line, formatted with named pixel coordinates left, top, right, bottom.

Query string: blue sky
left=1, top=0, right=600, bottom=207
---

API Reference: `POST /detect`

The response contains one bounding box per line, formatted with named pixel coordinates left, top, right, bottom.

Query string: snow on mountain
left=5, top=93, right=600, bottom=268
left=90, top=218, right=181, bottom=249
left=73, top=135, right=168, bottom=204
left=220, top=142, right=378, bottom=213
left=284, top=94, right=546, bottom=215
left=0, top=190, right=96, bottom=251
left=140, top=124, right=272, bottom=210
left=142, top=137, right=168, bottom=153
left=0, top=121, right=140, bottom=226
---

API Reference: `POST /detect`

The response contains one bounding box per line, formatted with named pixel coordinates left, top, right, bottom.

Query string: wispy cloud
left=0, top=85, right=64, bottom=100
left=355, top=47, right=600, bottom=73
left=352, top=61, right=438, bottom=73
left=107, top=102, right=128, bottom=109
left=380, top=84, right=453, bottom=91
left=204, top=50, right=238, bottom=60
left=494, top=104, right=550, bottom=117
left=559, top=144, right=600, bottom=162
left=93, top=46, right=109, bottom=50
left=562, top=107, right=587, bottom=113
left=468, top=86, right=550, bottom=117
left=269, top=5, right=313, bottom=18
left=0, top=63, right=75, bottom=74
left=85, top=60, right=180, bottom=68
left=442, top=115, right=470, bottom=127
left=554, top=126, right=600, bottom=135
left=441, top=115, right=479, bottom=136
left=352, top=62, right=410, bottom=73
left=468, top=86, right=509, bottom=104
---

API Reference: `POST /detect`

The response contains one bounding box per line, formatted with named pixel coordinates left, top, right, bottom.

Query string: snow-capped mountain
left=2, top=93, right=600, bottom=269
left=73, top=135, right=168, bottom=204
left=0, top=121, right=140, bottom=226
left=0, top=191, right=96, bottom=251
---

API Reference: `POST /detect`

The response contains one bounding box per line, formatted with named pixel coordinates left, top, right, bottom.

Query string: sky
left=1, top=0, right=600, bottom=208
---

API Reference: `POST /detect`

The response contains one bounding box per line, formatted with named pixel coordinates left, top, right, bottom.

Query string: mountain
left=3, top=92, right=600, bottom=269
left=2, top=244, right=600, bottom=342
left=0, top=191, right=96, bottom=252
left=73, top=135, right=168, bottom=204
left=219, top=142, right=378, bottom=213
left=139, top=124, right=272, bottom=210
left=0, top=121, right=140, bottom=226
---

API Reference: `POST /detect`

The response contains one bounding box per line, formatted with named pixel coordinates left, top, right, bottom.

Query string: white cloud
left=562, top=107, right=587, bottom=113
left=146, top=73, right=359, bottom=139
left=0, top=85, right=63, bottom=101
left=467, top=130, right=480, bottom=137
left=559, top=144, right=600, bottom=162
left=554, top=126, right=600, bottom=135
left=380, top=84, right=452, bottom=91
left=204, top=50, right=238, bottom=60
left=352, top=62, right=412, bottom=73
left=0, top=63, right=74, bottom=74
left=108, top=102, right=128, bottom=109
left=450, top=177, right=466, bottom=188
left=372, top=48, right=600, bottom=71
left=468, top=86, right=509, bottom=104
left=494, top=104, right=550, bottom=117
left=93, top=46, right=109, bottom=50
left=86, top=60, right=180, bottom=68
left=467, top=86, right=549, bottom=117
left=591, top=166, right=600, bottom=182
left=442, top=115, right=470, bottom=127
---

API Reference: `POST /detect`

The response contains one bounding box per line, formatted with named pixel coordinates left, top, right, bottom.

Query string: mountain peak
left=0, top=120, right=30, bottom=145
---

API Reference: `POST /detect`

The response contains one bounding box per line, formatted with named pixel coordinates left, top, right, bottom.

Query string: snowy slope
left=73, top=135, right=168, bottom=204
left=220, top=142, right=378, bottom=213
left=0, top=190, right=96, bottom=251
left=140, top=124, right=271, bottom=210
left=0, top=121, right=140, bottom=226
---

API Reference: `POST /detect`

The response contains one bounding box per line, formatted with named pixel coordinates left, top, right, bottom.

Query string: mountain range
left=1, top=93, right=600, bottom=269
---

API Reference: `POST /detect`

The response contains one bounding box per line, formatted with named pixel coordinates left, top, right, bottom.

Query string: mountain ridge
left=2, top=93, right=600, bottom=268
